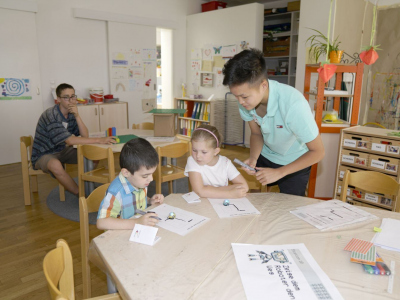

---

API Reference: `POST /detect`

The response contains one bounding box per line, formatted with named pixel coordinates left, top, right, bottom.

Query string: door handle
left=95, top=108, right=97, bottom=115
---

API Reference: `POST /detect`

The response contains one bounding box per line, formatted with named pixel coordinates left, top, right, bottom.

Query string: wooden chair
left=154, top=142, right=191, bottom=194
left=79, top=183, right=110, bottom=299
left=341, top=170, right=400, bottom=212
left=131, top=122, right=154, bottom=130
left=77, top=145, right=116, bottom=198
left=20, top=136, right=67, bottom=205
left=43, top=239, right=121, bottom=300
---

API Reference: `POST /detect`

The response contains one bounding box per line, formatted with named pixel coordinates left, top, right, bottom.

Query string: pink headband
left=194, top=128, right=219, bottom=148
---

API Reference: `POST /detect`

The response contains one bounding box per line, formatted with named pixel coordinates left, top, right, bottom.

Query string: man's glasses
left=60, top=95, right=77, bottom=102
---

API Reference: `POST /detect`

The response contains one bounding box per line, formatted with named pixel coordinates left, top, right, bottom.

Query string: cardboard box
left=153, top=113, right=178, bottom=137
left=287, top=1, right=300, bottom=11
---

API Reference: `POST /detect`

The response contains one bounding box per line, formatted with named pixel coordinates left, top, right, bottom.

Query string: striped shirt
left=31, top=105, right=79, bottom=167
left=97, top=173, right=148, bottom=220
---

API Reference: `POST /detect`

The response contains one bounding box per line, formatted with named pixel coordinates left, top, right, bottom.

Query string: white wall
left=35, top=0, right=203, bottom=110
left=186, top=3, right=264, bottom=99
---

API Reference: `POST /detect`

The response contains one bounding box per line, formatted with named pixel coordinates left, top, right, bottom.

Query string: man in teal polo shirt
left=222, top=49, right=325, bottom=196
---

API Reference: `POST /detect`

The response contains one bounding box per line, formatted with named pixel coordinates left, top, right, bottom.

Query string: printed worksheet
left=290, top=200, right=378, bottom=231
left=232, top=243, right=344, bottom=300
left=208, top=197, right=260, bottom=218
left=150, top=204, right=209, bottom=236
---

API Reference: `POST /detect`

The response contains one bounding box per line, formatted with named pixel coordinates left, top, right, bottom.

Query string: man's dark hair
left=222, top=48, right=268, bottom=87
left=56, top=83, right=75, bottom=97
left=120, top=138, right=159, bottom=174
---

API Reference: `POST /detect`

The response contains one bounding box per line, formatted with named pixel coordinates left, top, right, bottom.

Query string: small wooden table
left=89, top=193, right=400, bottom=300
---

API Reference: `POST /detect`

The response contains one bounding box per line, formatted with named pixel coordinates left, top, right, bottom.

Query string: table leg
left=171, top=158, right=177, bottom=192
left=107, top=273, right=118, bottom=294
left=84, top=157, right=95, bottom=197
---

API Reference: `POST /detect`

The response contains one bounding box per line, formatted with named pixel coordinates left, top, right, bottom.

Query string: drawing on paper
left=213, top=46, right=222, bottom=54
left=367, top=72, right=400, bottom=129
left=248, top=250, right=289, bottom=264
left=115, top=82, right=126, bottom=91
left=240, top=41, right=250, bottom=50
left=142, top=48, right=156, bottom=61
left=0, top=78, right=31, bottom=100
left=112, top=52, right=129, bottom=66
left=208, top=198, right=261, bottom=218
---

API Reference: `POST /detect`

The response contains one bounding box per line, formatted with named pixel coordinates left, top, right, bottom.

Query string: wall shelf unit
left=263, top=10, right=300, bottom=87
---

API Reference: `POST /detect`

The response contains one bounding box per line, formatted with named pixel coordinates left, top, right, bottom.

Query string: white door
left=107, top=22, right=157, bottom=128
left=0, top=8, right=43, bottom=165
left=99, top=103, right=128, bottom=131
left=77, top=105, right=100, bottom=132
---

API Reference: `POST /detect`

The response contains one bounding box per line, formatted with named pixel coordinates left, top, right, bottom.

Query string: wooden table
left=89, top=193, right=400, bottom=300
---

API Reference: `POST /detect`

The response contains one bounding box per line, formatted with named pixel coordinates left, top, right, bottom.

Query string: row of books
left=177, top=100, right=210, bottom=121
left=179, top=120, right=205, bottom=137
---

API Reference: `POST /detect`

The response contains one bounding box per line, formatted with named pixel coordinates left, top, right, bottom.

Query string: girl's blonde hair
left=191, top=124, right=222, bottom=149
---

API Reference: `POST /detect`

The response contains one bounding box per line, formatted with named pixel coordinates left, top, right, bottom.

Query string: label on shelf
left=370, top=159, right=385, bottom=169
left=342, top=155, right=355, bottom=164
left=387, top=145, right=400, bottom=155
left=371, top=143, right=386, bottom=152
left=337, top=186, right=350, bottom=195
left=365, top=193, right=379, bottom=203
left=339, top=170, right=345, bottom=178
left=343, top=139, right=357, bottom=147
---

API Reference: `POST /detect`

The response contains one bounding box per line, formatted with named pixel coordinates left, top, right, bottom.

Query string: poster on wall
left=191, top=60, right=201, bottom=70
left=129, top=79, right=143, bottom=91
left=142, top=48, right=157, bottom=61
left=191, top=48, right=202, bottom=60
left=130, top=49, right=142, bottom=68
left=0, top=78, right=31, bottom=100
left=221, top=44, right=237, bottom=57
left=215, top=67, right=224, bottom=89
left=112, top=52, right=129, bottom=66
left=203, top=45, right=214, bottom=61
left=239, top=41, right=250, bottom=51
left=111, top=67, right=128, bottom=80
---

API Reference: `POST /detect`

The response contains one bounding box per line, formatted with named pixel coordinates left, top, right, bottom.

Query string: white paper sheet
left=129, top=224, right=160, bottom=246
left=150, top=204, right=209, bottom=236
left=232, top=243, right=344, bottom=300
left=208, top=197, right=260, bottom=218
left=371, top=218, right=400, bottom=252
left=290, top=200, right=378, bottom=231
left=182, top=192, right=201, bottom=203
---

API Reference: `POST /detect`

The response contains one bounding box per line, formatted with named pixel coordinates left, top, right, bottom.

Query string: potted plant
left=306, top=29, right=343, bottom=63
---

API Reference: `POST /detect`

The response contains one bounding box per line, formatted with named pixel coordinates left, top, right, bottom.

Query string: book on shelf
left=196, top=102, right=202, bottom=120
left=191, top=102, right=198, bottom=119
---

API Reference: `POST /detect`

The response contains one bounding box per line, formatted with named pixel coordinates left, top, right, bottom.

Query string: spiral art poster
left=0, top=78, right=32, bottom=100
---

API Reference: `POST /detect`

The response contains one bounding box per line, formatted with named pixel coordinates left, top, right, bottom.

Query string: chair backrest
left=20, top=136, right=33, bottom=165
left=43, top=239, right=75, bottom=300
left=132, top=122, right=154, bottom=130
left=341, top=170, right=400, bottom=211
left=156, top=142, right=190, bottom=160
left=77, top=145, right=116, bottom=177
left=79, top=183, right=110, bottom=298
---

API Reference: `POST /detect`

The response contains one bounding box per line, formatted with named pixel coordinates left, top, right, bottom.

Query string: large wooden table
left=89, top=193, right=400, bottom=300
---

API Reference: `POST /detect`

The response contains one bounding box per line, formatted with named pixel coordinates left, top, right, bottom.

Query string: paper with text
left=208, top=197, right=260, bottom=218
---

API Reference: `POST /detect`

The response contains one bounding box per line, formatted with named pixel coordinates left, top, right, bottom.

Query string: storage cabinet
left=334, top=126, right=400, bottom=212
left=77, top=102, right=128, bottom=133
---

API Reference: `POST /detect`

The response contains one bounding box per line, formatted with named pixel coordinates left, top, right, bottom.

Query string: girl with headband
left=184, top=124, right=249, bottom=198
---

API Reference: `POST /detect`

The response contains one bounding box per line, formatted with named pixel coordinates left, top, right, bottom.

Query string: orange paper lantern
left=317, top=64, right=337, bottom=83
left=360, top=47, right=379, bottom=65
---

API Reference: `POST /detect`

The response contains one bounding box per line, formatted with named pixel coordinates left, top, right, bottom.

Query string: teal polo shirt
left=239, top=80, right=319, bottom=165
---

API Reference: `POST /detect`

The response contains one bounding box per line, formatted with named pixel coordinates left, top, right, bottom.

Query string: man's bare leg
left=47, top=158, right=79, bottom=195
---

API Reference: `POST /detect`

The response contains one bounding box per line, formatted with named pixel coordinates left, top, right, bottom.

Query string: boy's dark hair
left=222, top=48, right=268, bottom=87
left=120, top=138, right=159, bottom=174
left=56, top=83, right=75, bottom=97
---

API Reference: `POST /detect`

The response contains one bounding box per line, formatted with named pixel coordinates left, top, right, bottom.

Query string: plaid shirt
left=97, top=173, right=148, bottom=220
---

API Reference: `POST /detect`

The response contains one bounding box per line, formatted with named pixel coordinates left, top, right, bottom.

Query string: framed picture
left=387, top=145, right=399, bottom=154
left=380, top=197, right=392, bottom=206
left=357, top=141, right=368, bottom=149
left=200, top=73, right=213, bottom=87
left=385, top=163, right=398, bottom=172
left=355, top=157, right=366, bottom=166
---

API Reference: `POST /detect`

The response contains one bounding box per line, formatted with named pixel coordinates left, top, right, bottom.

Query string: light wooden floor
left=0, top=145, right=273, bottom=300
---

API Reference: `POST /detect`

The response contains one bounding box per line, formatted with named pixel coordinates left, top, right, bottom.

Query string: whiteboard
left=107, top=22, right=157, bottom=127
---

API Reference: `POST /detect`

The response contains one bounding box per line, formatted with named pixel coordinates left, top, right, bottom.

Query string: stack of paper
left=290, top=200, right=378, bottom=231
left=344, top=238, right=376, bottom=265
left=371, top=218, right=400, bottom=252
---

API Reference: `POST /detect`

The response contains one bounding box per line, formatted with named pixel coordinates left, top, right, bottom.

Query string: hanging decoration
left=317, top=0, right=337, bottom=83
left=360, top=2, right=381, bottom=65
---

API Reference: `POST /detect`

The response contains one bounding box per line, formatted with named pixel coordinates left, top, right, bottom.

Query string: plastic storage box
left=202, top=1, right=227, bottom=12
